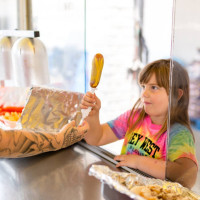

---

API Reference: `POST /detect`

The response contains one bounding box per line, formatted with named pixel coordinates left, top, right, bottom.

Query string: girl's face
left=140, top=73, right=168, bottom=125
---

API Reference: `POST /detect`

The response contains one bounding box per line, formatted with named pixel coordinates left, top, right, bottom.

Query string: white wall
left=0, top=0, right=17, bottom=29
left=173, top=0, right=200, bottom=64
left=143, top=0, right=173, bottom=62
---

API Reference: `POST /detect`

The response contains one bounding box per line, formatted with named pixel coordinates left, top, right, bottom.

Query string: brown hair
left=127, top=59, right=193, bottom=139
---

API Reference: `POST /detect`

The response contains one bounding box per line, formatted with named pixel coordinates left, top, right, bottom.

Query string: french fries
left=3, top=111, right=22, bottom=121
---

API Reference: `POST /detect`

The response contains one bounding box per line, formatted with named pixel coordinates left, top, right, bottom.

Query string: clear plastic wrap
left=20, top=86, right=83, bottom=133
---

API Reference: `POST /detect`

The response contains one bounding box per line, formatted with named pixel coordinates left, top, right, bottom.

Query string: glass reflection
left=167, top=0, right=200, bottom=193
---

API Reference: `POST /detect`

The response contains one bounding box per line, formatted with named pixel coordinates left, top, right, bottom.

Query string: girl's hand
left=80, top=92, right=101, bottom=116
left=114, top=154, right=140, bottom=169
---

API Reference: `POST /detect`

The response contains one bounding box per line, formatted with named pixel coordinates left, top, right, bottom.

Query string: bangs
left=139, top=67, right=153, bottom=84
left=139, top=60, right=170, bottom=93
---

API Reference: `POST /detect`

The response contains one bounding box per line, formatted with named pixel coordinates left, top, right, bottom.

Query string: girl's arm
left=0, top=120, right=88, bottom=158
left=166, top=157, right=198, bottom=189
left=114, top=155, right=197, bottom=189
left=80, top=92, right=118, bottom=146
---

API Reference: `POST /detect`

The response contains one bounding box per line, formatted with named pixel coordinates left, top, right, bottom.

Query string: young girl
left=80, top=59, right=198, bottom=189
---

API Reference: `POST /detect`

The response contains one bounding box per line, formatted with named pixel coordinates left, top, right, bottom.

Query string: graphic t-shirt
left=107, top=110, right=197, bottom=165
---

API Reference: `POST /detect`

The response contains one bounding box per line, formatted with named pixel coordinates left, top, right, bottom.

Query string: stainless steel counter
left=0, top=141, right=135, bottom=200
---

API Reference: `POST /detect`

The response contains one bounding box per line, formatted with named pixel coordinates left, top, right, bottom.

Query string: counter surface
left=0, top=142, right=133, bottom=200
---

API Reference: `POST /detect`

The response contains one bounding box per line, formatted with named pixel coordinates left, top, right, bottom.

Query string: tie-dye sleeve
left=107, top=110, right=131, bottom=139
left=167, top=124, right=198, bottom=166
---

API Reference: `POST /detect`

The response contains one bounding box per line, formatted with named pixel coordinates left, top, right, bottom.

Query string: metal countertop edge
left=77, top=140, right=154, bottom=178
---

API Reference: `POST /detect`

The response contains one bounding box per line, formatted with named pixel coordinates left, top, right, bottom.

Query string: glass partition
left=86, top=0, right=172, bottom=123
left=167, top=0, right=200, bottom=193
left=32, top=0, right=85, bottom=92
left=2, top=0, right=199, bottom=194
left=91, top=0, right=173, bottom=155
left=32, top=0, right=173, bottom=158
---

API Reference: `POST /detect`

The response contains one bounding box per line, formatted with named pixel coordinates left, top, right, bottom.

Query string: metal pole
left=84, top=0, right=87, bottom=93
left=17, top=0, right=32, bottom=30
